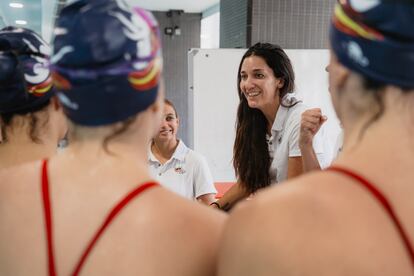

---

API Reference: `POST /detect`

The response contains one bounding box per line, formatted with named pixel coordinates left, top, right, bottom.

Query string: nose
left=241, top=76, right=255, bottom=91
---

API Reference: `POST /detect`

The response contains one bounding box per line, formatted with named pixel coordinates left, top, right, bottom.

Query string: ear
left=176, top=116, right=180, bottom=127
left=335, top=62, right=350, bottom=89
left=276, top=78, right=284, bottom=89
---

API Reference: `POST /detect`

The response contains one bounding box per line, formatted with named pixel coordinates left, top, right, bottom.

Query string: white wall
left=200, top=12, right=220, bottom=48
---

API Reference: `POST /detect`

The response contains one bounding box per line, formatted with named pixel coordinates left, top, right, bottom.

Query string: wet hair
left=0, top=104, right=50, bottom=144
left=233, top=42, right=296, bottom=194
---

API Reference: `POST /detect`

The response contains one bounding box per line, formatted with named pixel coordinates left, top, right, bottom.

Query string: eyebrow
left=241, top=68, right=265, bottom=73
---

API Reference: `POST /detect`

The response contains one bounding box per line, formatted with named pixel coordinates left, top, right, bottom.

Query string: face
left=155, top=103, right=179, bottom=142
left=239, top=55, right=283, bottom=111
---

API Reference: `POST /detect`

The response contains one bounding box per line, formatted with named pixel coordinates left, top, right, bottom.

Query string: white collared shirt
left=148, top=140, right=217, bottom=200
left=266, top=102, right=325, bottom=183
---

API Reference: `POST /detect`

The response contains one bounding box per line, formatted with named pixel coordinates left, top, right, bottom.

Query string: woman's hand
left=299, top=108, right=327, bottom=149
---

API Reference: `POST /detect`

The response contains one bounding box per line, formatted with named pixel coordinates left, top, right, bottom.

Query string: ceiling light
left=9, top=2, right=24, bottom=8
left=15, top=20, right=27, bottom=25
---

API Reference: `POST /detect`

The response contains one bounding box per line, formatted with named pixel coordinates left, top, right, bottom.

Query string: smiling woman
left=212, top=43, right=325, bottom=211
left=149, top=99, right=217, bottom=204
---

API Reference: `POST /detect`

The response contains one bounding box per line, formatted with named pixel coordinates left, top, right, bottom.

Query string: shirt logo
left=174, top=167, right=186, bottom=174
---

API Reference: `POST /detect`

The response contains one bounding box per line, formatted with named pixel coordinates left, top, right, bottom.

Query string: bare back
left=218, top=165, right=414, bottom=275
left=0, top=156, right=226, bottom=276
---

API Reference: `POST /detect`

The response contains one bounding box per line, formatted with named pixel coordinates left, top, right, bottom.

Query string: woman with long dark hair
left=213, top=43, right=322, bottom=210
left=218, top=1, right=414, bottom=275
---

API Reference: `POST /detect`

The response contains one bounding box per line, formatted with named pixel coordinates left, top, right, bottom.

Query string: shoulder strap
left=72, top=181, right=159, bottom=276
left=41, top=159, right=57, bottom=276
left=327, top=165, right=414, bottom=267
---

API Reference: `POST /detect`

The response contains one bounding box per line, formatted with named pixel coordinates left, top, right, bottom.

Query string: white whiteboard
left=188, top=49, right=341, bottom=182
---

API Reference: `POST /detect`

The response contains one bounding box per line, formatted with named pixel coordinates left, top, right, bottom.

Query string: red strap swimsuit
left=41, top=159, right=159, bottom=276
left=327, top=166, right=414, bottom=268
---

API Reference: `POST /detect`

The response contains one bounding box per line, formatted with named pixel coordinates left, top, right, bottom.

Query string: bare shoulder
left=142, top=186, right=227, bottom=233
left=130, top=187, right=227, bottom=276
left=0, top=160, right=42, bottom=197
left=218, top=172, right=335, bottom=275
left=218, top=171, right=413, bottom=275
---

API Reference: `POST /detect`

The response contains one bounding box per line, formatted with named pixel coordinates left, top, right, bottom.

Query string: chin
left=247, top=101, right=260, bottom=109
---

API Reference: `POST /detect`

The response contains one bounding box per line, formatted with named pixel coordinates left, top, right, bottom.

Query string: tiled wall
left=251, top=0, right=335, bottom=48
left=153, top=12, right=201, bottom=145
left=220, top=0, right=251, bottom=48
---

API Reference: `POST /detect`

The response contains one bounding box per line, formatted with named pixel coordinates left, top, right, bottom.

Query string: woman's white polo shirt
left=148, top=140, right=217, bottom=200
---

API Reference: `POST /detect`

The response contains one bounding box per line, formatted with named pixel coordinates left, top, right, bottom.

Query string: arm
left=212, top=181, right=250, bottom=211
left=197, top=193, right=216, bottom=205
left=287, top=156, right=303, bottom=179
left=300, top=142, right=322, bottom=171
left=192, top=153, right=218, bottom=205
left=299, top=108, right=327, bottom=172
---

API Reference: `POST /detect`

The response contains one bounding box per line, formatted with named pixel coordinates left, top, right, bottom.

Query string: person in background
left=149, top=99, right=217, bottom=205
left=218, top=0, right=414, bottom=275
left=212, top=43, right=324, bottom=211
left=0, top=26, right=67, bottom=169
left=0, top=1, right=225, bottom=275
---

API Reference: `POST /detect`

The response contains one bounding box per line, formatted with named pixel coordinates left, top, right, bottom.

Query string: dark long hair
left=0, top=102, right=51, bottom=144
left=233, top=43, right=295, bottom=194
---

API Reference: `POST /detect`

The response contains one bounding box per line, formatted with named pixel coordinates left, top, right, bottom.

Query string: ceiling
left=0, top=0, right=219, bottom=41
left=128, top=0, right=219, bottom=12
left=0, top=0, right=43, bottom=34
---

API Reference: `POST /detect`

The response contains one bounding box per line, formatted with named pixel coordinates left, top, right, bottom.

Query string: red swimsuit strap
left=41, top=159, right=57, bottom=276
left=327, top=165, right=414, bottom=267
left=40, top=159, right=159, bottom=276
left=72, top=181, right=158, bottom=276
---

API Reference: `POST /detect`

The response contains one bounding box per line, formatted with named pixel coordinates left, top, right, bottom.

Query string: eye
left=255, top=72, right=265, bottom=78
left=166, top=115, right=175, bottom=121
left=240, top=74, right=247, bottom=81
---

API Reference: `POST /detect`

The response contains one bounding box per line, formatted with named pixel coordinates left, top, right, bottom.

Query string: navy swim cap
left=0, top=27, right=54, bottom=114
left=51, top=0, right=162, bottom=126
left=330, top=0, right=414, bottom=88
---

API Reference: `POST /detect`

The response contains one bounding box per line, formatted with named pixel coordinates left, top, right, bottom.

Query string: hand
left=209, top=201, right=221, bottom=209
left=299, top=108, right=327, bottom=148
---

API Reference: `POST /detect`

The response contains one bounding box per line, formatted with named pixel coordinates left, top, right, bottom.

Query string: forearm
left=215, top=182, right=250, bottom=211
left=197, top=193, right=216, bottom=205
left=300, top=144, right=322, bottom=172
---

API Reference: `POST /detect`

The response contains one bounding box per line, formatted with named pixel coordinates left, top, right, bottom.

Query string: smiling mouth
left=245, top=91, right=261, bottom=98
left=159, top=129, right=172, bottom=134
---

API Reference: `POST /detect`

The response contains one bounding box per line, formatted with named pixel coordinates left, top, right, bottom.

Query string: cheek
left=239, top=81, right=246, bottom=92
left=263, top=82, right=278, bottom=97
left=329, top=69, right=341, bottom=92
